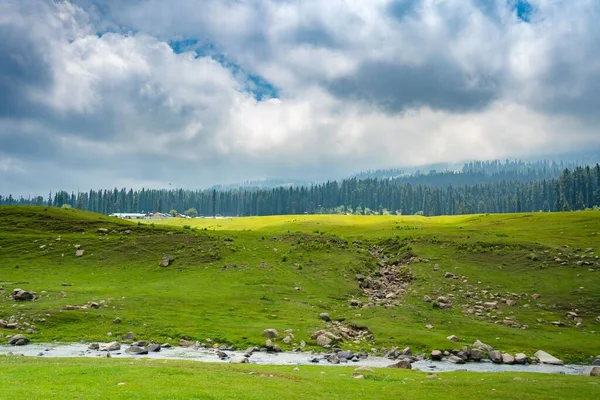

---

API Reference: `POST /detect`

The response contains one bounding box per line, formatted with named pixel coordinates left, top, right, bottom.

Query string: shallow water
left=0, top=343, right=590, bottom=375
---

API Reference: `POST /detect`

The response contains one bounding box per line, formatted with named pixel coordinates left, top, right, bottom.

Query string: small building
left=109, top=213, right=147, bottom=219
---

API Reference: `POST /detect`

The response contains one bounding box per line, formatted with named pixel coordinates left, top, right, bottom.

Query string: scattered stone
left=282, top=336, right=291, bottom=344
left=76, top=250, right=85, bottom=257
left=447, top=335, right=460, bottom=342
left=97, top=228, right=109, bottom=234
left=263, top=328, right=279, bottom=339
left=352, top=374, right=365, bottom=380
left=123, top=332, right=135, bottom=341
left=102, top=342, right=121, bottom=351
left=146, top=343, right=161, bottom=352
left=8, top=334, right=29, bottom=346
left=319, top=313, right=331, bottom=322
left=159, top=256, right=174, bottom=267
left=590, top=367, right=600, bottom=377
left=230, top=356, right=248, bottom=364
left=531, top=293, right=541, bottom=300
left=444, top=272, right=456, bottom=279
left=113, top=317, right=121, bottom=324
left=470, top=349, right=484, bottom=361
left=178, top=339, right=195, bottom=347
left=502, top=353, right=515, bottom=364
left=534, top=350, right=564, bottom=365
left=489, top=350, right=502, bottom=363
left=11, top=289, right=35, bottom=301
left=216, top=351, right=228, bottom=359
left=426, top=373, right=438, bottom=379
left=316, top=335, right=332, bottom=347
left=348, top=299, right=363, bottom=308
left=388, top=359, right=412, bottom=369
left=431, top=350, right=443, bottom=361
left=515, top=353, right=528, bottom=364
left=88, top=343, right=100, bottom=350
left=423, top=295, right=432, bottom=303
left=448, top=355, right=466, bottom=364
left=327, top=354, right=341, bottom=364
left=473, top=340, right=494, bottom=352
left=61, top=283, right=72, bottom=287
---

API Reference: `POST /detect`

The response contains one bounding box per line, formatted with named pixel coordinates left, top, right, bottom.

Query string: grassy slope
left=0, top=207, right=599, bottom=362
left=0, top=357, right=597, bottom=400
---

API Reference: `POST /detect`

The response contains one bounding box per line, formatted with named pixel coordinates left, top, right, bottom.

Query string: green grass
left=0, top=357, right=597, bottom=400
left=0, top=207, right=599, bottom=363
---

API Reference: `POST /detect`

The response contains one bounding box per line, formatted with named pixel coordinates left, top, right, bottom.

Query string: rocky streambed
left=0, top=343, right=594, bottom=376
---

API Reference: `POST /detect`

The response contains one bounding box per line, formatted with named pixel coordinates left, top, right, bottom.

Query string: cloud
left=1, top=0, right=600, bottom=196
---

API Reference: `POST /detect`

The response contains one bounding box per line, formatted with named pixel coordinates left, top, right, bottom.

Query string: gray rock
left=102, top=341, right=121, bottom=351
left=423, top=295, right=432, bottom=302
left=230, top=356, right=248, bottom=364
left=447, top=335, right=460, bottom=342
left=146, top=343, right=161, bottom=352
left=592, top=359, right=600, bottom=366
left=124, top=332, right=135, bottom=341
left=113, top=317, right=121, bottom=324
left=316, top=335, right=332, bottom=346
left=489, top=350, right=503, bottom=363
left=448, top=355, right=466, bottom=364
left=282, top=336, right=291, bottom=344
left=337, top=351, right=354, bottom=360
left=126, top=346, right=148, bottom=355
left=470, top=348, right=484, bottom=361
left=515, top=353, right=528, bottom=364
left=327, top=355, right=341, bottom=364
left=444, top=272, right=455, bottom=279
left=11, top=289, right=34, bottom=301
left=319, top=313, right=331, bottom=322
left=159, top=256, right=174, bottom=267
left=534, top=350, right=564, bottom=365
left=388, top=359, right=412, bottom=369
left=88, top=343, right=100, bottom=350
left=97, top=228, right=109, bottom=234
left=590, top=367, right=600, bottom=377
left=400, top=347, right=411, bottom=356
left=431, top=350, right=443, bottom=361
left=502, top=353, right=515, bottom=364
left=263, top=328, right=279, bottom=339
left=348, top=299, right=363, bottom=307
left=8, top=334, right=29, bottom=346
left=472, top=340, right=494, bottom=352
left=76, top=250, right=85, bottom=257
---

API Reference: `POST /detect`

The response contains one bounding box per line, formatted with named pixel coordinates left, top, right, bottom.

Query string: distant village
left=108, top=212, right=229, bottom=220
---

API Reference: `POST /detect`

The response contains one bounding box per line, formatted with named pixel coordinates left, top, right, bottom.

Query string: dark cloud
left=328, top=61, right=499, bottom=113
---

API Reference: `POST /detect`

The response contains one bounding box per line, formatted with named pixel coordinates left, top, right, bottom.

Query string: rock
left=126, top=346, right=148, bottom=355
left=388, top=359, right=412, bottom=369
left=102, top=342, right=121, bottom=351
left=348, top=299, right=363, bottom=307
left=338, top=351, right=354, bottom=360
left=11, top=289, right=34, bottom=301
left=515, top=353, right=528, bottom=364
left=425, top=324, right=434, bottom=330
left=97, top=228, right=109, bottom=234
left=146, top=343, right=161, bottom=352
left=447, top=335, right=460, bottom=342
left=590, top=367, right=600, bottom=377
left=431, top=350, right=443, bottom=361
left=444, top=272, right=455, bottom=279
left=319, top=312, right=331, bottom=321
left=489, top=350, right=503, bottom=363
left=483, top=302, right=498, bottom=309
left=353, top=374, right=365, bottom=379
left=470, top=348, right=484, bottom=361
left=159, top=256, right=174, bottom=267
left=311, top=330, right=327, bottom=339
left=76, top=250, right=85, bottom=257
left=230, top=356, right=248, bottom=364
left=534, top=350, right=564, bottom=365
left=272, top=345, right=282, bottom=353
left=8, top=334, right=29, bottom=346
left=123, top=332, right=135, bottom=341
left=592, top=359, right=600, bottom=366
left=88, top=343, right=100, bottom=350
left=448, top=355, right=466, bottom=364
left=502, top=353, right=515, bottom=364
left=263, top=328, right=279, bottom=339
left=316, top=335, right=332, bottom=346
left=426, top=373, right=438, bottom=379
left=282, top=336, right=291, bottom=344
left=265, top=339, right=274, bottom=348
left=400, top=347, right=411, bottom=356
left=327, top=354, right=341, bottom=364
left=473, top=340, right=494, bottom=352
left=179, top=339, right=195, bottom=347
left=531, top=293, right=541, bottom=300
left=113, top=317, right=121, bottom=324
left=423, top=295, right=432, bottom=303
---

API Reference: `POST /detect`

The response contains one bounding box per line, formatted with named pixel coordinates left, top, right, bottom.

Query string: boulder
left=230, top=356, right=248, bottom=364
left=263, top=328, right=279, bottom=339
left=489, top=350, right=503, bottom=363
left=470, top=349, right=484, bottom=361
left=146, top=343, right=161, bottom=352
left=400, top=347, right=411, bottom=356
left=592, top=359, right=600, bottom=366
left=534, top=350, right=564, bottom=365
left=502, top=353, right=515, bottom=364
left=282, top=336, right=291, bottom=344
left=348, top=299, right=363, bottom=308
left=388, top=359, right=412, bottom=369
left=159, top=256, right=174, bottom=267
left=444, top=272, right=455, bottom=279
left=447, top=335, right=460, bottom=342
left=8, top=334, right=29, bottom=346
left=125, top=346, right=148, bottom=355
left=319, top=313, right=331, bottom=322
left=179, top=339, right=195, bottom=347
left=88, top=343, right=100, bottom=350
left=590, top=367, right=600, bottom=377
left=337, top=351, right=354, bottom=360
left=448, top=355, right=465, bottom=364
left=514, top=353, right=528, bottom=364
left=311, top=330, right=327, bottom=340
left=473, top=340, right=494, bottom=352
left=423, top=295, right=432, bottom=303
left=11, top=289, right=34, bottom=301
left=102, top=342, right=121, bottom=351
left=316, top=335, right=332, bottom=346
left=124, top=332, right=135, bottom=341
left=76, top=250, right=85, bottom=257
left=327, top=355, right=341, bottom=364
left=431, top=350, right=443, bottom=361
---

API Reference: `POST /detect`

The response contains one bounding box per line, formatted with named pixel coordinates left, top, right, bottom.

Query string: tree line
left=1, top=165, right=599, bottom=217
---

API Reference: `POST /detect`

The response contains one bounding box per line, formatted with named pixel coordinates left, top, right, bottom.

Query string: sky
left=1, top=0, right=600, bottom=196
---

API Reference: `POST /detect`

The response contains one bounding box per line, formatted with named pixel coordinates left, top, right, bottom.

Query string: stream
left=0, top=343, right=592, bottom=375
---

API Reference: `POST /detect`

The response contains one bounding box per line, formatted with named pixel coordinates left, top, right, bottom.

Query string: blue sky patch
left=169, top=39, right=279, bottom=100
left=514, top=0, right=533, bottom=22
